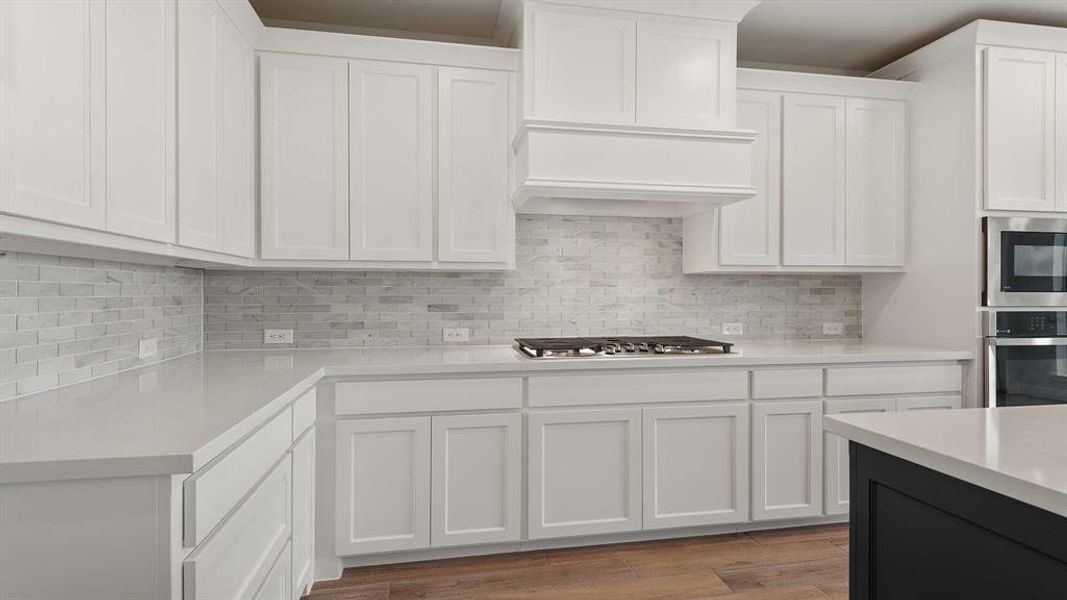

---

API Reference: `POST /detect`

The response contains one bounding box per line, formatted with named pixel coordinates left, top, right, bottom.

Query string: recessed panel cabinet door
left=752, top=400, right=823, bottom=520
left=217, top=15, right=255, bottom=258
left=431, top=413, right=521, bottom=547
left=719, top=90, right=782, bottom=266
left=636, top=18, right=735, bottom=130
left=335, top=417, right=430, bottom=555
left=0, top=0, right=105, bottom=229
left=104, top=0, right=175, bottom=243
left=986, top=47, right=1056, bottom=212
left=845, top=98, right=907, bottom=266
left=438, top=68, right=512, bottom=264
left=783, top=94, right=846, bottom=266
left=528, top=3, right=636, bottom=124
left=824, top=398, right=895, bottom=516
left=290, top=429, right=315, bottom=599
left=642, top=404, right=749, bottom=530
left=1057, top=54, right=1067, bottom=212
left=528, top=409, right=642, bottom=540
left=349, top=60, right=433, bottom=262
left=260, top=53, right=349, bottom=260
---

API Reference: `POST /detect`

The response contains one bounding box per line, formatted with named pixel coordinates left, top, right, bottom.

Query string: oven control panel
left=994, top=311, right=1067, bottom=337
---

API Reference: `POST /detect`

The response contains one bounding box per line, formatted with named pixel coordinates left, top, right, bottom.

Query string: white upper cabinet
left=216, top=14, right=255, bottom=258
left=985, top=47, right=1056, bottom=212
left=260, top=53, right=349, bottom=260
left=636, top=18, right=735, bottom=130
left=845, top=98, right=907, bottom=266
left=783, top=93, right=847, bottom=266
left=718, top=90, right=782, bottom=266
left=0, top=0, right=104, bottom=229
left=104, top=0, right=175, bottom=243
left=1056, top=54, right=1067, bottom=212
left=527, top=3, right=636, bottom=124
left=349, top=60, right=434, bottom=262
left=437, top=67, right=512, bottom=264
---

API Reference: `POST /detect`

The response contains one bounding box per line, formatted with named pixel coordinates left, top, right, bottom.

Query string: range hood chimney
left=512, top=0, right=762, bottom=218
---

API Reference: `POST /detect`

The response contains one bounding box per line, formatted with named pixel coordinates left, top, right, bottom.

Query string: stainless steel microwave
left=986, top=217, right=1067, bottom=307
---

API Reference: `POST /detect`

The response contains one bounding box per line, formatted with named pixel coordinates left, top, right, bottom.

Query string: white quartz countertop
left=824, top=406, right=1067, bottom=519
left=1, top=341, right=971, bottom=484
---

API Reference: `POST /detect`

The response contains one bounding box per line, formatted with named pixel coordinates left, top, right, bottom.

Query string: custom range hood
left=512, top=0, right=761, bottom=217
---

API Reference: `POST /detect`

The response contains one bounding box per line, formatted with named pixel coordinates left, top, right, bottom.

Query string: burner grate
left=515, top=336, right=733, bottom=358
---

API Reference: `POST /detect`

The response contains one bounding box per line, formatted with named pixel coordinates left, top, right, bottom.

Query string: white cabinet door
left=896, top=395, right=961, bottom=411
left=846, top=98, right=907, bottom=266
left=335, top=417, right=430, bottom=556
left=636, top=18, right=735, bottom=130
left=0, top=0, right=105, bottom=229
left=642, top=404, right=748, bottom=530
left=216, top=14, right=255, bottom=258
left=985, top=47, right=1056, bottom=212
left=823, top=398, right=895, bottom=516
left=528, top=409, right=642, bottom=539
left=104, top=0, right=175, bottom=243
left=177, top=0, right=222, bottom=251
left=260, top=53, right=349, bottom=260
left=752, top=400, right=823, bottom=520
left=431, top=413, right=521, bottom=547
left=1057, top=54, right=1067, bottom=212
left=783, top=94, right=846, bottom=266
left=527, top=3, right=636, bottom=124
left=253, top=543, right=291, bottom=600
left=719, top=90, right=782, bottom=266
left=438, top=67, right=512, bottom=264
left=290, top=429, right=315, bottom=600
left=348, top=60, right=433, bottom=262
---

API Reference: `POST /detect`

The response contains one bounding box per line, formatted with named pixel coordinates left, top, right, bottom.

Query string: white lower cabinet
left=642, top=404, right=749, bottom=529
left=431, top=413, right=522, bottom=547
left=823, top=398, right=896, bottom=516
left=335, top=417, right=431, bottom=555
left=528, top=409, right=643, bottom=539
left=751, top=400, right=824, bottom=520
left=254, top=543, right=292, bottom=600
left=896, top=395, right=962, bottom=411
left=290, top=429, right=316, bottom=599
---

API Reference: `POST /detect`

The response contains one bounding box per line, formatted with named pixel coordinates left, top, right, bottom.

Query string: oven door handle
left=988, top=337, right=1067, bottom=346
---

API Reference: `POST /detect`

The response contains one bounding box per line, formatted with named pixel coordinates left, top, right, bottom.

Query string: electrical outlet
left=264, top=329, right=294, bottom=344
left=443, top=328, right=471, bottom=343
left=823, top=322, right=845, bottom=335
left=138, top=338, right=158, bottom=360
left=722, top=322, right=743, bottom=336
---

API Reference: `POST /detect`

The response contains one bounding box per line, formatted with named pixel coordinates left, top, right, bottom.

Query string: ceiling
left=250, top=0, right=1067, bottom=73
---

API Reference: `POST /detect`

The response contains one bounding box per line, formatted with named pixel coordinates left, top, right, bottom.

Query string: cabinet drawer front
left=896, top=395, right=962, bottom=411
left=753, top=369, right=822, bottom=399
left=528, top=370, right=747, bottom=408
left=825, top=364, right=962, bottom=396
left=184, top=455, right=292, bottom=600
left=292, top=388, right=316, bottom=439
left=335, top=378, right=522, bottom=415
left=185, top=407, right=292, bottom=546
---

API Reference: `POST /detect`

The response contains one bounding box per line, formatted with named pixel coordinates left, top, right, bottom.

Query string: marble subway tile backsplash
left=204, top=216, right=862, bottom=350
left=0, top=252, right=202, bottom=401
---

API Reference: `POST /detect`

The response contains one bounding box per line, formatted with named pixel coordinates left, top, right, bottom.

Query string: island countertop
left=0, top=341, right=972, bottom=484
left=824, top=406, right=1067, bottom=519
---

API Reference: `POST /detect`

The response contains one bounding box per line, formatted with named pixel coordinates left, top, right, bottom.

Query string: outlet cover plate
left=823, top=322, right=844, bottom=335
left=138, top=338, right=158, bottom=360
left=722, top=322, right=743, bottom=336
left=264, top=329, right=294, bottom=344
left=443, top=328, right=471, bottom=343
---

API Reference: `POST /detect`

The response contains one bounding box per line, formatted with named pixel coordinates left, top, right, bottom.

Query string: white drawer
left=753, top=368, right=822, bottom=399
left=184, top=407, right=292, bottom=546
left=896, top=395, right=962, bottom=411
left=825, top=364, right=962, bottom=396
left=292, top=388, right=316, bottom=439
left=528, top=370, right=748, bottom=408
left=254, top=541, right=291, bottom=600
left=335, top=377, right=522, bottom=415
left=184, top=455, right=291, bottom=600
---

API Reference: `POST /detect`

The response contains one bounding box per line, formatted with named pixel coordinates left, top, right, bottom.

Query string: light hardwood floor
left=309, top=524, right=849, bottom=599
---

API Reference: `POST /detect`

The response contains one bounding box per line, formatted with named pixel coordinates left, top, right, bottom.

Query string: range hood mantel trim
left=512, top=120, right=758, bottom=150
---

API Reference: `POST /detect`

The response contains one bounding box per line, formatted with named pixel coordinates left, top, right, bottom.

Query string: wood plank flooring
left=309, top=524, right=849, bottom=599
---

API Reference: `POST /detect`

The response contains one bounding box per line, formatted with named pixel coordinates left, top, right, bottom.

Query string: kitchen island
left=825, top=406, right=1067, bottom=600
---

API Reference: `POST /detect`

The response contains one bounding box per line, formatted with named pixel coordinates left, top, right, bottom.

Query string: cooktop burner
left=515, top=336, right=734, bottom=358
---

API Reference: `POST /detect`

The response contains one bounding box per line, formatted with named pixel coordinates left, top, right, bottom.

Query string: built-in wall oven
left=986, top=217, right=1067, bottom=306
left=986, top=310, right=1067, bottom=406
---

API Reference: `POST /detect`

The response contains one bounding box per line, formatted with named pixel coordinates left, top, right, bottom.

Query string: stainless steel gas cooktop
left=514, top=336, right=734, bottom=359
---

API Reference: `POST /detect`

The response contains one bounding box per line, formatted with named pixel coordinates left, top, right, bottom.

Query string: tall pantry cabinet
left=259, top=51, right=515, bottom=268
